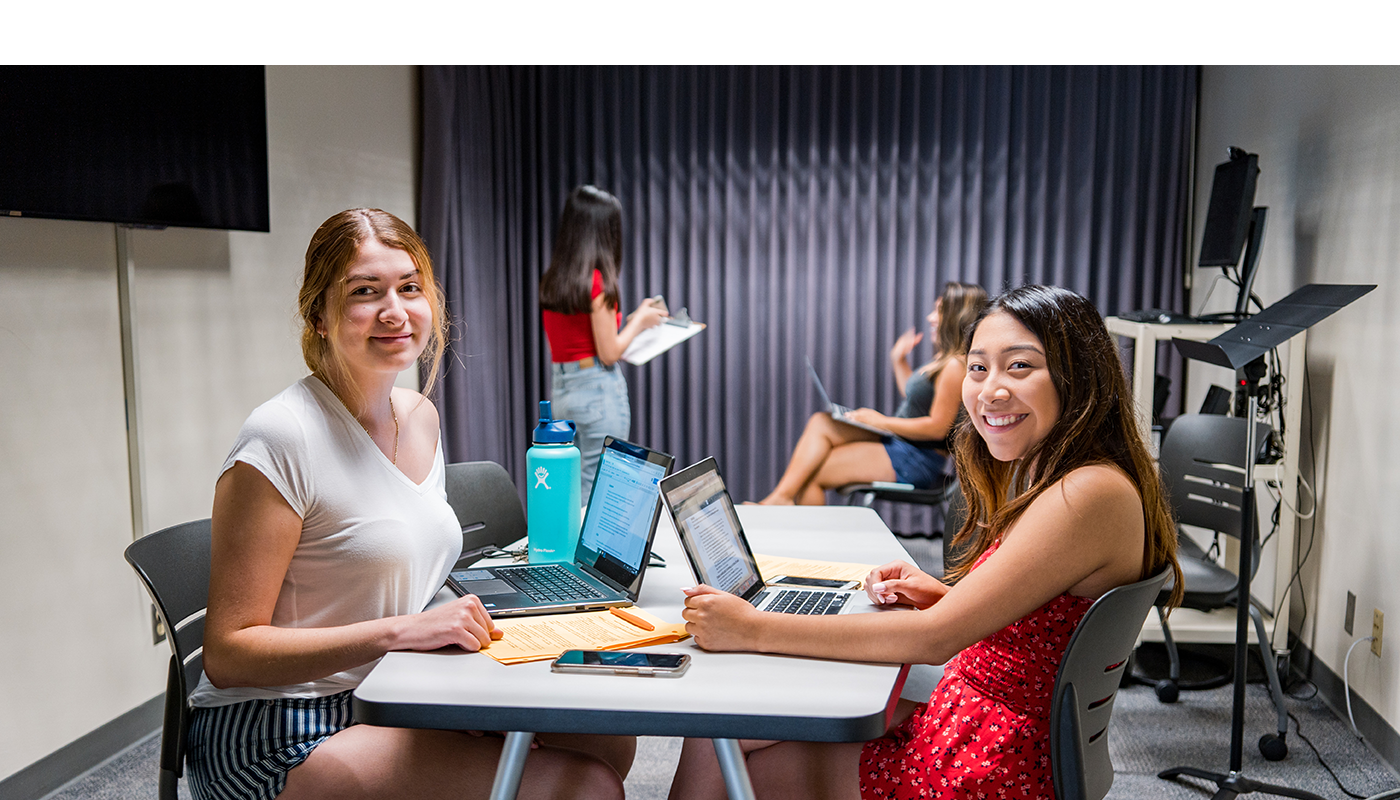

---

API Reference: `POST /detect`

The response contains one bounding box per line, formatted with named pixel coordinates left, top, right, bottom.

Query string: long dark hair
left=946, top=285, right=1182, bottom=605
left=539, top=185, right=623, bottom=314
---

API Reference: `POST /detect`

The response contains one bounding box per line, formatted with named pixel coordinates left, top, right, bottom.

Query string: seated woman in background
left=674, top=284, right=1183, bottom=800
left=757, top=281, right=988, bottom=505
left=188, top=208, right=632, bottom=800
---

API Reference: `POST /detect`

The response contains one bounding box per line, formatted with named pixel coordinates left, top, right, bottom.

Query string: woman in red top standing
left=540, top=186, right=668, bottom=496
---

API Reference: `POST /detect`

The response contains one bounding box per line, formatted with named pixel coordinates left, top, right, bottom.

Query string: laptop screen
left=575, top=439, right=670, bottom=589
left=659, top=459, right=764, bottom=599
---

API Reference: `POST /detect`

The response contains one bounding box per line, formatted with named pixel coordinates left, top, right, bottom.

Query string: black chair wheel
left=1259, top=733, right=1288, bottom=761
left=1154, top=679, right=1179, bottom=703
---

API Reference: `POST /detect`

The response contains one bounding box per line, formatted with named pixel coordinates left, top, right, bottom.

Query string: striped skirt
left=187, top=691, right=354, bottom=800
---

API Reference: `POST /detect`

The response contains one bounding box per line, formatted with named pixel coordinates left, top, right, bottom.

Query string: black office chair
left=1148, top=413, right=1291, bottom=759
left=445, top=461, right=527, bottom=565
left=123, top=519, right=212, bottom=800
left=837, top=473, right=960, bottom=540
left=1051, top=566, right=1171, bottom=800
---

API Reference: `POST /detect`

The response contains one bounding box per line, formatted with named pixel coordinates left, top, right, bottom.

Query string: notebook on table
left=447, top=437, right=674, bottom=617
left=658, top=457, right=868, bottom=616
left=805, top=357, right=892, bottom=437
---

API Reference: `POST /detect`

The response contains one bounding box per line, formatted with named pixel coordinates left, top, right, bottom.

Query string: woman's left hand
left=681, top=585, right=762, bottom=652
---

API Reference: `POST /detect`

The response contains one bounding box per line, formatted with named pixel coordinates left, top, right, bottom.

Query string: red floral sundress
left=860, top=543, right=1094, bottom=799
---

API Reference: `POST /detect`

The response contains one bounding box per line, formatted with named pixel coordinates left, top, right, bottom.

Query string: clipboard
left=622, top=307, right=705, bottom=365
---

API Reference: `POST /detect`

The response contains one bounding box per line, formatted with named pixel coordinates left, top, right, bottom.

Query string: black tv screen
left=0, top=66, right=269, bottom=232
left=1197, top=149, right=1259, bottom=268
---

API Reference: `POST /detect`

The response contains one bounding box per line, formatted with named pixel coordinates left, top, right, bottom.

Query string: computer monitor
left=1198, top=148, right=1266, bottom=323
left=1199, top=148, right=1259, bottom=268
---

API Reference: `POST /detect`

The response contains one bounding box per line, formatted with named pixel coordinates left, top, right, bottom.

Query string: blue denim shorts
left=187, top=691, right=354, bottom=800
left=882, top=437, right=948, bottom=489
left=549, top=360, right=631, bottom=498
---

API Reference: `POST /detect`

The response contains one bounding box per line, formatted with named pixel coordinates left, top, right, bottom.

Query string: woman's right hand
left=627, top=298, right=669, bottom=330
left=397, top=594, right=502, bottom=653
left=865, top=560, right=948, bottom=609
left=889, top=328, right=922, bottom=367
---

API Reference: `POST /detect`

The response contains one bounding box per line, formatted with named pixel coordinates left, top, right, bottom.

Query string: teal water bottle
left=526, top=400, right=582, bottom=564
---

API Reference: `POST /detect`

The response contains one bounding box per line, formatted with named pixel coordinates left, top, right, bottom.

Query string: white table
left=353, top=505, right=917, bottom=800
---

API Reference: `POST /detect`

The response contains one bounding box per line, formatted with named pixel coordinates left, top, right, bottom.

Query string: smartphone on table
left=768, top=575, right=861, bottom=591
left=550, top=650, right=691, bottom=677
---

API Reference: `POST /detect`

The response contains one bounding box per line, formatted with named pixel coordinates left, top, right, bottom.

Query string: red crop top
left=541, top=270, right=622, bottom=363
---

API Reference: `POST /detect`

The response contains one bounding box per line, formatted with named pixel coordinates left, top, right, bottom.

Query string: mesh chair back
left=1050, top=566, right=1171, bottom=800
left=123, top=518, right=212, bottom=800
left=445, top=461, right=526, bottom=562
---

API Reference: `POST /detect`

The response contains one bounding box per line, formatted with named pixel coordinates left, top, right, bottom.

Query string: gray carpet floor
left=41, top=536, right=1400, bottom=799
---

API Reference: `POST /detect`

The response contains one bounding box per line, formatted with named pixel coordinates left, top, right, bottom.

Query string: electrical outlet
left=1373, top=609, right=1384, bottom=657
left=1346, top=592, right=1357, bottom=636
left=152, top=604, right=167, bottom=646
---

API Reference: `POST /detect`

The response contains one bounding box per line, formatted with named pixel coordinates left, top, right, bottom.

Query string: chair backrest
left=123, top=518, right=212, bottom=799
left=1157, top=414, right=1272, bottom=542
left=1050, top=566, right=1171, bottom=800
left=445, top=461, right=526, bottom=563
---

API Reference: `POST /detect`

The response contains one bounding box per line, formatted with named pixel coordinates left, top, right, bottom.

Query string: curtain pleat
left=421, top=65, right=1197, bottom=533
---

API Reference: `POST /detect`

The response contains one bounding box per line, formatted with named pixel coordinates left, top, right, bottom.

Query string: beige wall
left=1196, top=66, right=1400, bottom=731
left=0, top=65, right=419, bottom=781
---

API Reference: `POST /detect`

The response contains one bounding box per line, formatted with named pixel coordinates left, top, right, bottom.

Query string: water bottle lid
left=533, top=400, right=577, bottom=444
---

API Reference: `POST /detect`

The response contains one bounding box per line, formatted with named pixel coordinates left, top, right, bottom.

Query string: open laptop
left=658, top=457, right=868, bottom=616
left=447, top=437, right=674, bottom=617
left=805, top=357, right=891, bottom=437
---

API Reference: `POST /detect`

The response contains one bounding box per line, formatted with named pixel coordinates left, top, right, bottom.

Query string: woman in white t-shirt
left=188, top=209, right=633, bottom=800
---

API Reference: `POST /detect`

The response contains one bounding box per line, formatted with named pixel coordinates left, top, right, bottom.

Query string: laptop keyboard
left=752, top=589, right=849, bottom=615
left=496, top=565, right=601, bottom=602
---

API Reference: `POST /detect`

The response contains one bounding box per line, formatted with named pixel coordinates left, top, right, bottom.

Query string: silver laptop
left=659, top=457, right=867, bottom=616
left=447, top=437, right=673, bottom=617
left=805, top=357, right=891, bottom=437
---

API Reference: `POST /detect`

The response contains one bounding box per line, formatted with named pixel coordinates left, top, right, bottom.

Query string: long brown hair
left=922, top=281, right=989, bottom=377
left=946, top=285, right=1182, bottom=606
left=298, top=208, right=447, bottom=409
left=539, top=185, right=624, bottom=314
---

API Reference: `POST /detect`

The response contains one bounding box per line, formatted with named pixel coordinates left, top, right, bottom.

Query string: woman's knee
left=802, top=411, right=839, bottom=438
left=525, top=747, right=625, bottom=800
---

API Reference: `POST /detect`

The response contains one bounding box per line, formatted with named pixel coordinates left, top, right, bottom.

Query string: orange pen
left=610, top=607, right=656, bottom=631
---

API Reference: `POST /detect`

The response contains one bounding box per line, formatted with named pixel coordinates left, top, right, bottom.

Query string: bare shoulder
left=1054, top=463, right=1141, bottom=514
left=1014, top=463, right=1144, bottom=551
left=392, top=387, right=440, bottom=435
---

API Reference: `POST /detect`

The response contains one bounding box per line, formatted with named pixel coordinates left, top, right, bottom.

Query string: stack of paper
left=621, top=321, right=705, bottom=365
left=482, top=608, right=689, bottom=665
left=754, top=555, right=877, bottom=588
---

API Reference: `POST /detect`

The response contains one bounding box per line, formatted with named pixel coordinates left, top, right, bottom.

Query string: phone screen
left=772, top=576, right=854, bottom=589
left=555, top=650, right=688, bottom=669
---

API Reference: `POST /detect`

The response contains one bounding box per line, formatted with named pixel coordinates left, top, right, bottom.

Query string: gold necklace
left=353, top=395, right=399, bottom=465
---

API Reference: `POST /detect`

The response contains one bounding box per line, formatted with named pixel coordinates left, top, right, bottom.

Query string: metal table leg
left=712, top=738, right=757, bottom=800
left=488, top=731, right=535, bottom=800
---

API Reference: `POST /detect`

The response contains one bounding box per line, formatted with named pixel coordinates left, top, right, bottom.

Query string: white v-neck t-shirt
left=190, top=376, right=461, bottom=707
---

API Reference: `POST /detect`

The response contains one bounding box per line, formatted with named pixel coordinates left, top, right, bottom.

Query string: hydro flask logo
left=533, top=466, right=551, bottom=489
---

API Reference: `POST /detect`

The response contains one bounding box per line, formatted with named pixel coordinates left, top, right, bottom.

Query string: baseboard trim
left=0, top=694, right=163, bottom=800
left=1296, top=641, right=1400, bottom=776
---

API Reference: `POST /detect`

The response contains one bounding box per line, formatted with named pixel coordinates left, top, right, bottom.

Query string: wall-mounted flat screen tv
left=0, top=66, right=269, bottom=232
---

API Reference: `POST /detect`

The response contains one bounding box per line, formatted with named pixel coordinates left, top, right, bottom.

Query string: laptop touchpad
left=461, top=580, right=515, bottom=596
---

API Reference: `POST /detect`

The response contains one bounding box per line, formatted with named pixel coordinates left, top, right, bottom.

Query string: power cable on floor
left=1289, top=710, right=1381, bottom=800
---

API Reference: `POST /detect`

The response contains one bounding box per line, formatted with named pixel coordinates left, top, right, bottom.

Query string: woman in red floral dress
left=670, top=285, right=1183, bottom=800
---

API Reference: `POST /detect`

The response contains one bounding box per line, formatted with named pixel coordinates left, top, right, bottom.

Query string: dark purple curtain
left=420, top=66, right=1197, bottom=531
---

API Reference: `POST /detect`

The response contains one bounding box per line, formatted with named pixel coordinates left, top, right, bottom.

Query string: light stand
left=1160, top=283, right=1375, bottom=800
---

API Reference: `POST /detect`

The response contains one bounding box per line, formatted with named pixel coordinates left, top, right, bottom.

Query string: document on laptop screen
left=579, top=450, right=668, bottom=569
left=670, top=472, right=760, bottom=597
